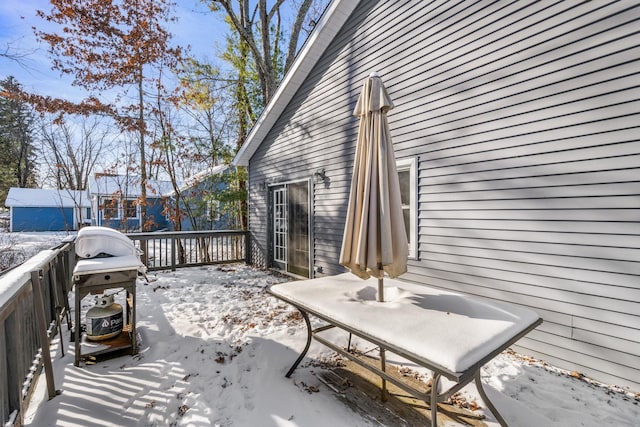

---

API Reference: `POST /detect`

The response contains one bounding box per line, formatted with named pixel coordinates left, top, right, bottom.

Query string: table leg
left=475, top=369, right=508, bottom=427
left=380, top=347, right=388, bottom=401
left=431, top=373, right=441, bottom=427
left=285, top=309, right=312, bottom=378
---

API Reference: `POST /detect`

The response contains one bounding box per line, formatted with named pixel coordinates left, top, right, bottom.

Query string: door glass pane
left=287, top=182, right=309, bottom=278
left=398, top=170, right=410, bottom=240
left=273, top=188, right=287, bottom=263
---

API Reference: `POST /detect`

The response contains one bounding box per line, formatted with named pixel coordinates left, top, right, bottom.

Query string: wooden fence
left=0, top=230, right=247, bottom=426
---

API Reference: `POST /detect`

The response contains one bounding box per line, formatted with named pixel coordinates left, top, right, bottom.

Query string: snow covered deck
left=15, top=262, right=640, bottom=427
left=269, top=273, right=542, bottom=427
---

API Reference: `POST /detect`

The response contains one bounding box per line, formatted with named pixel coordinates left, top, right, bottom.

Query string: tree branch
left=284, top=0, right=313, bottom=74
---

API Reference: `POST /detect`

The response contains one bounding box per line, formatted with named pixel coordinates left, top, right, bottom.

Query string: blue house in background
left=165, top=165, right=236, bottom=231
left=2, top=168, right=232, bottom=233
left=5, top=188, right=91, bottom=232
left=88, top=173, right=173, bottom=231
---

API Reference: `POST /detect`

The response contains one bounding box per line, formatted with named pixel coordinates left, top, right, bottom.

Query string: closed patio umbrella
left=339, top=72, right=408, bottom=302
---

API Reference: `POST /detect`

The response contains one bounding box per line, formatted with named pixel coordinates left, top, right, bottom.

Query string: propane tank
left=86, top=294, right=124, bottom=341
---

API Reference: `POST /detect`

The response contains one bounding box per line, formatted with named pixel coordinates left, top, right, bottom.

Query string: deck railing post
left=171, top=237, right=176, bottom=271
left=244, top=231, right=250, bottom=265
left=47, top=266, right=64, bottom=357
left=141, top=240, right=148, bottom=268
left=29, top=271, right=57, bottom=400
left=67, top=242, right=75, bottom=285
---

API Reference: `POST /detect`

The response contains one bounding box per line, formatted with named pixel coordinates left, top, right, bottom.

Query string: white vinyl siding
left=247, top=0, right=640, bottom=390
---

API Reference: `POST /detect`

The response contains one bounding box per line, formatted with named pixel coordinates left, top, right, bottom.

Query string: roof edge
left=5, top=187, right=91, bottom=208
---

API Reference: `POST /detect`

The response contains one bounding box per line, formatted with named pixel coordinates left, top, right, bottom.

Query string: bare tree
left=34, top=0, right=183, bottom=231
left=209, top=0, right=327, bottom=104
left=0, top=38, right=38, bottom=69
left=179, top=58, right=235, bottom=164
left=39, top=116, right=111, bottom=191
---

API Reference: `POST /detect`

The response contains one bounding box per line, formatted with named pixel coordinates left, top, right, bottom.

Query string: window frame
left=396, top=157, right=418, bottom=259
left=101, top=198, right=121, bottom=220
left=122, top=199, right=139, bottom=220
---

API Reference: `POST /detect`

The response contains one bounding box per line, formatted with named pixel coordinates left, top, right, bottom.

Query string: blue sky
left=0, top=0, right=237, bottom=180
left=0, top=0, right=229, bottom=101
left=0, top=1, right=311, bottom=181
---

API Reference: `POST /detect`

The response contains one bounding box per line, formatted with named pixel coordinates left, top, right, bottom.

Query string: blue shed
left=5, top=188, right=91, bottom=232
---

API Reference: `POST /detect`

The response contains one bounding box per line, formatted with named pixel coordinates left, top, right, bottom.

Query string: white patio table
left=269, top=273, right=542, bottom=427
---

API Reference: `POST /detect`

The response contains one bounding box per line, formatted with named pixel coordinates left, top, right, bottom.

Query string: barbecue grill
left=72, top=226, right=145, bottom=366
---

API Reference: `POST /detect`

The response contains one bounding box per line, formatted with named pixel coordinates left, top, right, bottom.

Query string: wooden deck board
left=317, top=356, right=488, bottom=427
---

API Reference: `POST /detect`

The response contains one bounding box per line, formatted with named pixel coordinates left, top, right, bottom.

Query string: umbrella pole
left=376, top=264, right=388, bottom=400
left=377, top=263, right=384, bottom=302
left=380, top=346, right=388, bottom=402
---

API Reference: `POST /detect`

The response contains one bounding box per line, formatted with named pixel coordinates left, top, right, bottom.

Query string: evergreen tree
left=0, top=76, right=38, bottom=202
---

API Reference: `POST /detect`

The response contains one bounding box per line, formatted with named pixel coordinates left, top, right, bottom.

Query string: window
left=123, top=199, right=138, bottom=219
left=82, top=207, right=92, bottom=225
left=206, top=199, right=222, bottom=222
left=397, top=157, right=417, bottom=259
left=102, top=198, right=120, bottom=220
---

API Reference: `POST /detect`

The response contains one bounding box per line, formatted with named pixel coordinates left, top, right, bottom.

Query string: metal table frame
left=268, top=287, right=542, bottom=427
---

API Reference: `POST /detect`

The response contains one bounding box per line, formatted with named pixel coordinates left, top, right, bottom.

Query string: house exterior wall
left=246, top=1, right=640, bottom=389
left=10, top=206, right=74, bottom=232
left=94, top=196, right=169, bottom=231
left=175, top=203, right=234, bottom=232
left=171, top=172, right=235, bottom=231
left=147, top=198, right=169, bottom=230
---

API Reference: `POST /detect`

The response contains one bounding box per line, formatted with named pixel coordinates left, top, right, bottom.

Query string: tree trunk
left=138, top=67, right=148, bottom=232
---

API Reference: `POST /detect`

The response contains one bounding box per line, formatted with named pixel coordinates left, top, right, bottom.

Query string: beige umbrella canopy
left=339, top=72, right=408, bottom=302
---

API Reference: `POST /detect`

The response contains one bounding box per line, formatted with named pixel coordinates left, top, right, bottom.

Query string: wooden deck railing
left=126, top=230, right=248, bottom=271
left=1, top=230, right=248, bottom=426
left=0, top=240, right=74, bottom=427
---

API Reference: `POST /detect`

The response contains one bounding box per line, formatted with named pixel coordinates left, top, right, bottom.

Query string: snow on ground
left=1, top=231, right=70, bottom=251
left=7, top=233, right=640, bottom=426
left=0, top=231, right=71, bottom=272
left=19, top=261, right=639, bottom=427
left=1, top=232, right=74, bottom=305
